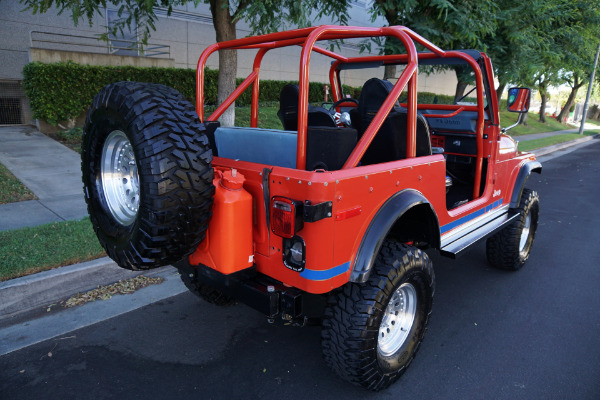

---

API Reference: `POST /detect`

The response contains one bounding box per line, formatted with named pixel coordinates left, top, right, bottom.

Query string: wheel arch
left=510, top=161, right=542, bottom=208
left=349, top=189, right=440, bottom=283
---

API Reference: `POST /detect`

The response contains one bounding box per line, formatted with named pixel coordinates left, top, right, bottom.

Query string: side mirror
left=507, top=87, right=531, bottom=113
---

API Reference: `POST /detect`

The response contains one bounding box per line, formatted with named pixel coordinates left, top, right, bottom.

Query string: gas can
left=189, top=168, right=253, bottom=274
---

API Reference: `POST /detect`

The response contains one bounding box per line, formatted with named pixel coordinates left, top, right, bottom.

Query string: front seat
left=277, top=84, right=337, bottom=130
left=357, top=78, right=432, bottom=165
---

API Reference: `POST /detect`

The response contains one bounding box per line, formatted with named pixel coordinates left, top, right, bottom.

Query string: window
left=106, top=9, right=139, bottom=56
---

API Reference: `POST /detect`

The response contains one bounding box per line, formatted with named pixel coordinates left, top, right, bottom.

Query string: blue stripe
left=300, top=261, right=350, bottom=281
left=440, top=198, right=504, bottom=234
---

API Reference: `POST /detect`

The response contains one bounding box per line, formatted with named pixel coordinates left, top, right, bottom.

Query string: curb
left=530, top=133, right=600, bottom=157
left=0, top=257, right=175, bottom=320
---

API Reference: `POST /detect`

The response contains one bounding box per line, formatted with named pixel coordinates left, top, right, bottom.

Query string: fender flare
left=510, top=161, right=542, bottom=208
left=349, top=189, right=440, bottom=283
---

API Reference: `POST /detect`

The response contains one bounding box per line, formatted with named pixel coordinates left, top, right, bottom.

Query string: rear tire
left=321, top=240, right=434, bottom=391
left=486, top=188, right=539, bottom=271
left=82, top=82, right=214, bottom=269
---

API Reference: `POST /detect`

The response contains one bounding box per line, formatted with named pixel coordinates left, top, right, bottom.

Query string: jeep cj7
left=82, top=25, right=540, bottom=390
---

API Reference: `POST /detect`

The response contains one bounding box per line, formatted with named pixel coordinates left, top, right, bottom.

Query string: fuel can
left=189, top=168, right=253, bottom=274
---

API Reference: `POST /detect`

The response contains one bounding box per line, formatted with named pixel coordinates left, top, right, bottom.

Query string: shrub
left=21, top=61, right=364, bottom=124
left=22, top=62, right=212, bottom=125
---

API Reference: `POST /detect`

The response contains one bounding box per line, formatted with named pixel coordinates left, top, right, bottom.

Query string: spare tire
left=82, top=82, right=214, bottom=270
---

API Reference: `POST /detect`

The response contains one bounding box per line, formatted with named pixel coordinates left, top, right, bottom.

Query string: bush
left=22, top=62, right=215, bottom=125
left=235, top=79, right=346, bottom=106
left=27, top=61, right=476, bottom=125
left=23, top=61, right=364, bottom=125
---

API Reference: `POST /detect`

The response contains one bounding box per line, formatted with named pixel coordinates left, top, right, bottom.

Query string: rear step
left=440, top=212, right=519, bottom=258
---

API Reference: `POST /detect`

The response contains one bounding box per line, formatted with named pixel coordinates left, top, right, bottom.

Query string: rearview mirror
left=507, top=87, right=531, bottom=113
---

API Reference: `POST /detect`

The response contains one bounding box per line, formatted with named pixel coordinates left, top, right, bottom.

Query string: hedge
left=22, top=61, right=361, bottom=125
left=23, top=61, right=469, bottom=125
left=23, top=62, right=217, bottom=125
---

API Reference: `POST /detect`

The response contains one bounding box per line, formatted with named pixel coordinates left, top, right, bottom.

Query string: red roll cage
left=195, top=25, right=486, bottom=196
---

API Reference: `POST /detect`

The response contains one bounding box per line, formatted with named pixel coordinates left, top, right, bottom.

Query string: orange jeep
left=82, top=25, right=540, bottom=390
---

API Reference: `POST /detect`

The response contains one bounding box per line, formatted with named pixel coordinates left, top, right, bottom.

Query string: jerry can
left=189, top=168, right=253, bottom=274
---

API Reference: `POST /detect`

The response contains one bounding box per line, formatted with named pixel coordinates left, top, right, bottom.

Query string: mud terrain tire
left=82, top=82, right=214, bottom=270
left=321, top=240, right=434, bottom=391
left=486, top=188, right=539, bottom=271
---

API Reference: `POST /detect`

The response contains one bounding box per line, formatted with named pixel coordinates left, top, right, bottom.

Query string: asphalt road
left=2, top=140, right=600, bottom=399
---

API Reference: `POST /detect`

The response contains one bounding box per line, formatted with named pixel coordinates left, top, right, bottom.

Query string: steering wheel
left=329, top=98, right=359, bottom=113
left=329, top=98, right=359, bottom=126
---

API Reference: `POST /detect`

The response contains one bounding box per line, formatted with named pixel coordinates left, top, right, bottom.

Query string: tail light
left=270, top=197, right=303, bottom=238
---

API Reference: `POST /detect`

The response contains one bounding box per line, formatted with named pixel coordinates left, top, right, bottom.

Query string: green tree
left=546, top=0, right=600, bottom=123
left=365, top=0, right=497, bottom=101
left=20, top=0, right=348, bottom=126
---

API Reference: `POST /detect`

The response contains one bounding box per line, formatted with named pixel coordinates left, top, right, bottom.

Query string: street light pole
left=579, top=37, right=600, bottom=135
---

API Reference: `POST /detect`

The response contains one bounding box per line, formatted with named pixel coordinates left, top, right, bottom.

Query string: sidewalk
left=0, top=126, right=88, bottom=231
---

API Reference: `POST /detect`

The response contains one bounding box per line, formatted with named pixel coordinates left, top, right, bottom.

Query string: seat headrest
left=280, top=84, right=300, bottom=110
left=358, top=78, right=403, bottom=116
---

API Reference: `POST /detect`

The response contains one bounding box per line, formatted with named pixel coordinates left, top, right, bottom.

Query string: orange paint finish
left=261, top=168, right=337, bottom=292
left=189, top=168, right=253, bottom=274
left=188, top=27, right=539, bottom=296
left=333, top=157, right=447, bottom=274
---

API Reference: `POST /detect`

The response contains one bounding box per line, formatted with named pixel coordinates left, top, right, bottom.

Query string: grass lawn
left=518, top=131, right=598, bottom=152
left=233, top=105, right=283, bottom=129
left=0, top=217, right=106, bottom=281
left=0, top=163, right=36, bottom=204
left=499, top=110, right=572, bottom=136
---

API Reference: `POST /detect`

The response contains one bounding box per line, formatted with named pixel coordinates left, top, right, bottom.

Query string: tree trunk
left=519, top=111, right=528, bottom=126
left=539, top=93, right=547, bottom=123
left=590, top=105, right=600, bottom=120
left=496, top=81, right=506, bottom=107
left=211, top=0, right=237, bottom=127
left=556, top=88, right=579, bottom=124
left=382, top=35, right=398, bottom=80
left=454, top=80, right=468, bottom=103
left=383, top=64, right=397, bottom=80
left=556, top=74, right=585, bottom=124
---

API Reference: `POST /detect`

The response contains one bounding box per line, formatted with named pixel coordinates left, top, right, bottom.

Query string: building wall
left=0, top=1, right=383, bottom=81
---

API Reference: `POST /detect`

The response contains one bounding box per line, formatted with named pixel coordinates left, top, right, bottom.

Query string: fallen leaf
left=63, top=276, right=164, bottom=308
left=48, top=352, right=52, bottom=357
left=20, top=370, right=25, bottom=374
left=263, top=368, right=266, bottom=373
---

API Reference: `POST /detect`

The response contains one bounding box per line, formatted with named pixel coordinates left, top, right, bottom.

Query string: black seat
left=357, top=78, right=432, bottom=165
left=277, top=84, right=337, bottom=130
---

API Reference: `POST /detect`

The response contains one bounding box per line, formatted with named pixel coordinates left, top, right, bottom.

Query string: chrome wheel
left=101, top=130, right=139, bottom=226
left=519, top=213, right=532, bottom=253
left=378, top=282, right=417, bottom=356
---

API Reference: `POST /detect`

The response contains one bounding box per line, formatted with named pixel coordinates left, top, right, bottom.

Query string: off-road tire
left=321, top=240, right=434, bottom=391
left=486, top=188, right=539, bottom=271
left=82, top=82, right=214, bottom=270
left=176, top=261, right=236, bottom=306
